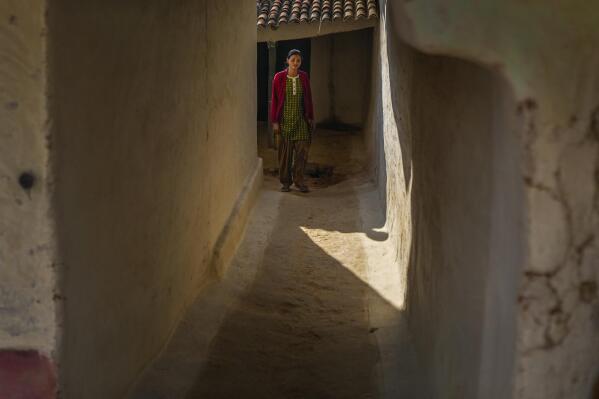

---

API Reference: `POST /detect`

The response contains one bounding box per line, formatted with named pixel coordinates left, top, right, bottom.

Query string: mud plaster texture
left=366, top=9, right=524, bottom=397
left=47, top=1, right=259, bottom=398
left=515, top=94, right=599, bottom=399
left=0, top=1, right=58, bottom=358
left=379, top=1, right=599, bottom=397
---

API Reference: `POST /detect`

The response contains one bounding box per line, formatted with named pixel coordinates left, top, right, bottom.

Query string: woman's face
left=287, top=54, right=302, bottom=71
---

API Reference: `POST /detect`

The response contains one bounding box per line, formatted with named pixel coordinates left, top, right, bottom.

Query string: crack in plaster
left=519, top=105, right=599, bottom=357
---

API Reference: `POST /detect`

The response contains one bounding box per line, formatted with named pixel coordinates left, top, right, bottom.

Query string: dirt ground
left=130, top=126, right=425, bottom=399
left=258, top=122, right=367, bottom=188
left=186, top=176, right=381, bottom=398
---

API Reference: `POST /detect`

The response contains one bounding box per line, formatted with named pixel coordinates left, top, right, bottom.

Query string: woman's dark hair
left=287, top=49, right=302, bottom=60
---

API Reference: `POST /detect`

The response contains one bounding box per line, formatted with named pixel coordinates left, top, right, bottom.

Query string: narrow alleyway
left=131, top=129, right=426, bottom=398
left=187, top=178, right=380, bottom=398
left=4, top=3, right=598, bottom=398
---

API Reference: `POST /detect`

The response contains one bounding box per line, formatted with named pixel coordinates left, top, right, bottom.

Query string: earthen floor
left=187, top=177, right=380, bottom=398
left=131, top=128, right=426, bottom=399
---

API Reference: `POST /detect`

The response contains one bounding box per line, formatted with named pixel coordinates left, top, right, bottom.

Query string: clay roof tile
left=258, top=0, right=378, bottom=29
left=343, top=0, right=354, bottom=21
left=367, top=0, right=378, bottom=19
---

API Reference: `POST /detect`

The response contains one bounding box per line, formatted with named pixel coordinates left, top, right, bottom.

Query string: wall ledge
left=211, top=157, right=264, bottom=278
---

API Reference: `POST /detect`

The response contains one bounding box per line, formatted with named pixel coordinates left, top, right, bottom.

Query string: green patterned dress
left=281, top=75, right=311, bottom=141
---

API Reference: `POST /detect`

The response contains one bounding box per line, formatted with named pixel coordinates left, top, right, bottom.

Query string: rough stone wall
left=47, top=1, right=257, bottom=398
left=311, top=29, right=372, bottom=128
left=0, top=1, right=58, bottom=397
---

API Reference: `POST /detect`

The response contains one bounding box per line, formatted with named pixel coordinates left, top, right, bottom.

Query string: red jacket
left=270, top=69, right=314, bottom=123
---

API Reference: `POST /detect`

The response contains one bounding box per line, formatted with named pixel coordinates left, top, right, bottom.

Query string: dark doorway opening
left=257, top=42, right=268, bottom=121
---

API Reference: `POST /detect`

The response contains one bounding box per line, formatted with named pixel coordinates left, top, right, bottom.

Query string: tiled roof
left=257, top=0, right=379, bottom=29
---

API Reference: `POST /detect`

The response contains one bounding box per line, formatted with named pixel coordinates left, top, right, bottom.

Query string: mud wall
left=385, top=1, right=599, bottom=398
left=366, top=3, right=524, bottom=398
left=48, top=1, right=257, bottom=398
left=311, top=29, right=372, bottom=128
left=0, top=2, right=59, bottom=396
left=405, top=56, right=523, bottom=399
left=514, top=84, right=599, bottom=399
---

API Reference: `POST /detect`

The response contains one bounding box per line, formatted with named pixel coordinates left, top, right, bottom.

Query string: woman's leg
left=278, top=138, right=293, bottom=189
left=292, top=140, right=310, bottom=191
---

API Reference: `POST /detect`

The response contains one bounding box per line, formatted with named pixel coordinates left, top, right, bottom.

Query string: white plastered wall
left=0, top=0, right=58, bottom=360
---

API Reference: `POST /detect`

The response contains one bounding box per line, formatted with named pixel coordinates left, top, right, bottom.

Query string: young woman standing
left=271, top=49, right=315, bottom=193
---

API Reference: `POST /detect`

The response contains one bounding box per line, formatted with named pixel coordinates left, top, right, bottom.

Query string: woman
left=271, top=49, right=315, bottom=193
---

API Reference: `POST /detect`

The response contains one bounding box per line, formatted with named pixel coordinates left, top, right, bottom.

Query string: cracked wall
left=516, top=104, right=599, bottom=398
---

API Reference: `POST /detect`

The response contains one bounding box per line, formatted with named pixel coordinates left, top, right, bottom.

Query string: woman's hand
left=272, top=123, right=280, bottom=150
